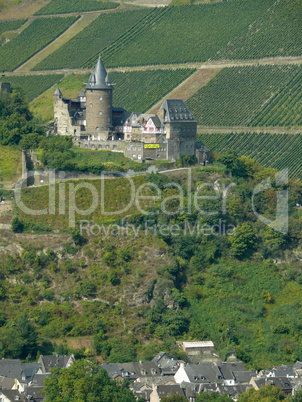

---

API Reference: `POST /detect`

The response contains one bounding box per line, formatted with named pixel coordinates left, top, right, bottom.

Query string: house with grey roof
left=37, top=355, right=74, bottom=374
left=0, top=389, right=24, bottom=402
left=174, top=362, right=224, bottom=385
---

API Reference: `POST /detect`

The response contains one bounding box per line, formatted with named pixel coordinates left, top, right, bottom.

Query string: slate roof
left=24, top=386, right=45, bottom=401
left=39, top=356, right=72, bottom=373
left=0, top=375, right=14, bottom=390
left=0, top=359, right=22, bottom=379
left=156, top=384, right=186, bottom=398
left=217, top=384, right=248, bottom=397
left=149, top=115, right=161, bottom=128
left=53, top=87, right=62, bottom=97
left=30, top=373, right=50, bottom=387
left=233, top=370, right=256, bottom=384
left=180, top=363, right=223, bottom=383
left=78, top=89, right=85, bottom=98
left=86, top=57, right=112, bottom=91
left=159, top=99, right=195, bottom=123
left=0, top=389, right=24, bottom=401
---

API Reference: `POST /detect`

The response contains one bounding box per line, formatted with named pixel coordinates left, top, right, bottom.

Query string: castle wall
left=86, top=89, right=112, bottom=133
left=54, top=97, right=75, bottom=135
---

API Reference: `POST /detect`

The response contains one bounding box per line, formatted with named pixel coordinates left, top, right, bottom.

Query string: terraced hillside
left=0, top=16, right=78, bottom=72
left=187, top=65, right=302, bottom=127
left=198, top=133, right=302, bottom=178
left=33, top=9, right=151, bottom=71
left=0, top=19, right=27, bottom=37
left=34, top=0, right=118, bottom=15
left=0, top=74, right=64, bottom=102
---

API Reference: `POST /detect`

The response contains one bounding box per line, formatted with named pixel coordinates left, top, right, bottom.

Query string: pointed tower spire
left=86, top=56, right=112, bottom=90
left=53, top=87, right=62, bottom=97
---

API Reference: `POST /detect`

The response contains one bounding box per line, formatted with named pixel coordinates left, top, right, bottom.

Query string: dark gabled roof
left=53, top=87, right=62, bottom=97
left=24, top=386, right=44, bottom=402
left=182, top=363, right=223, bottom=383
left=31, top=373, right=51, bottom=387
left=86, top=56, right=112, bottom=91
left=159, top=99, right=196, bottom=123
left=150, top=115, right=161, bottom=128
left=0, top=359, right=22, bottom=379
left=233, top=370, right=256, bottom=384
left=217, top=384, right=247, bottom=397
left=101, top=363, right=120, bottom=379
left=0, top=389, right=24, bottom=401
left=156, top=384, right=186, bottom=398
left=40, top=356, right=72, bottom=373
left=0, top=375, right=14, bottom=390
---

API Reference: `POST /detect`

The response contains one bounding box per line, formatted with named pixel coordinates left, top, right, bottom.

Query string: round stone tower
left=85, top=56, right=113, bottom=135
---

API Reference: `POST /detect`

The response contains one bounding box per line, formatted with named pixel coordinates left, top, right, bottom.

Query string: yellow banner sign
left=144, top=144, right=160, bottom=149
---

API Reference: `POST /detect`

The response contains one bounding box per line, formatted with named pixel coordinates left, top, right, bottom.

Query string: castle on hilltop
left=53, top=57, right=208, bottom=163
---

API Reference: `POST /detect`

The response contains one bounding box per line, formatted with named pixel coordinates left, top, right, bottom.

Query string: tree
left=11, top=217, right=24, bottom=233
left=237, top=385, right=284, bottom=401
left=5, top=313, right=38, bottom=359
left=217, top=149, right=246, bottom=177
left=161, top=395, right=188, bottom=401
left=43, top=359, right=136, bottom=402
left=229, top=223, right=257, bottom=259
left=196, top=392, right=233, bottom=401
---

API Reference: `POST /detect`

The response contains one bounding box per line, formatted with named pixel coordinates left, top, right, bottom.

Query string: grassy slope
left=0, top=145, right=21, bottom=183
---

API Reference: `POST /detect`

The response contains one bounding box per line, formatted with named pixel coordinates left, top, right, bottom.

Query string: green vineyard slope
left=34, top=0, right=118, bottom=15
left=198, top=132, right=302, bottom=178
left=216, top=0, right=302, bottom=60
left=0, top=19, right=27, bottom=37
left=0, top=74, right=64, bottom=102
left=0, top=17, right=78, bottom=72
left=187, top=65, right=301, bottom=126
left=110, top=69, right=195, bottom=112
left=33, top=9, right=151, bottom=71
left=103, top=0, right=273, bottom=67
left=250, top=68, right=302, bottom=127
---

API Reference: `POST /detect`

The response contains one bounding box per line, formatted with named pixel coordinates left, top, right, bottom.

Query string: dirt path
left=148, top=68, right=221, bottom=114
left=197, top=126, right=302, bottom=135
left=15, top=14, right=99, bottom=73
left=3, top=55, right=300, bottom=77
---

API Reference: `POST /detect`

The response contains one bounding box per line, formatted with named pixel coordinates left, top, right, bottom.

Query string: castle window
left=90, top=103, right=92, bottom=108
left=113, top=145, right=117, bottom=150
left=132, top=154, right=136, bottom=159
left=137, top=146, right=141, bottom=151
left=131, top=146, right=136, bottom=151
left=99, top=111, right=102, bottom=115
left=96, top=127, right=99, bottom=131
left=127, top=146, right=131, bottom=151
left=138, top=154, right=142, bottom=160
left=105, top=145, right=109, bottom=150
left=98, top=145, right=103, bottom=149
left=100, top=97, right=102, bottom=101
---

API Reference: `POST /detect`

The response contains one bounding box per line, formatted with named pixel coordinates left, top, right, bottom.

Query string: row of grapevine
left=110, top=69, right=195, bottom=112
left=186, top=65, right=300, bottom=127
left=33, top=9, right=150, bottom=71
left=198, top=133, right=302, bottom=178
left=0, top=19, right=26, bottom=37
left=103, top=0, right=273, bottom=68
left=215, top=0, right=302, bottom=61
left=0, top=17, right=78, bottom=72
left=250, top=69, right=302, bottom=127
left=34, top=0, right=118, bottom=15
left=0, top=74, right=64, bottom=102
